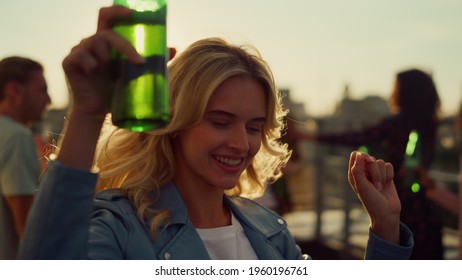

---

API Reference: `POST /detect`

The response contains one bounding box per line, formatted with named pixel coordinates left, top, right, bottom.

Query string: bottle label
left=112, top=55, right=166, bottom=84
left=111, top=9, right=166, bottom=26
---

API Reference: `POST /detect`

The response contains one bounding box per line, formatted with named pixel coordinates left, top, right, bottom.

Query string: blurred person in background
left=0, top=56, right=51, bottom=259
left=308, top=69, right=443, bottom=259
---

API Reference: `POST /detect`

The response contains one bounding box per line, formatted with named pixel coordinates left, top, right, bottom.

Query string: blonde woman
left=19, top=5, right=413, bottom=260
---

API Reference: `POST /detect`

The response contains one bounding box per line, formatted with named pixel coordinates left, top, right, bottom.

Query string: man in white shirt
left=0, top=56, right=51, bottom=259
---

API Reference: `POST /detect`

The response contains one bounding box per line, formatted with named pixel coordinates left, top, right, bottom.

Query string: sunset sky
left=2, top=0, right=461, bottom=116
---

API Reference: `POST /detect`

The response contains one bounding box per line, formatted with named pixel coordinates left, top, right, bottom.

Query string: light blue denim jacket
left=19, top=161, right=413, bottom=260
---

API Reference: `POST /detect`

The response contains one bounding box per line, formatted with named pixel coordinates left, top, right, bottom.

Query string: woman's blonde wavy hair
left=94, top=37, right=290, bottom=239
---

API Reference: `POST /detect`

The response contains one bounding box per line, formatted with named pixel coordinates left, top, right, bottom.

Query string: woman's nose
left=227, top=125, right=249, bottom=153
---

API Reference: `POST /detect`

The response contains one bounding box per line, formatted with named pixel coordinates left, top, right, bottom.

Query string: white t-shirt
left=0, top=116, right=40, bottom=259
left=196, top=212, right=259, bottom=260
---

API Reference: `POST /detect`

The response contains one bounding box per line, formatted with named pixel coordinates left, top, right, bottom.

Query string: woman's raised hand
left=348, top=151, right=401, bottom=244
left=62, top=6, right=144, bottom=120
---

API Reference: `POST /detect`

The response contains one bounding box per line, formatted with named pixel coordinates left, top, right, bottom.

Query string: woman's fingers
left=348, top=151, right=358, bottom=190
left=349, top=152, right=373, bottom=195
left=349, top=152, right=388, bottom=193
left=385, top=162, right=394, bottom=187
left=63, top=30, right=143, bottom=76
left=101, top=30, right=144, bottom=64
left=349, top=151, right=398, bottom=194
left=63, top=39, right=97, bottom=76
left=374, top=159, right=388, bottom=191
left=97, top=5, right=132, bottom=32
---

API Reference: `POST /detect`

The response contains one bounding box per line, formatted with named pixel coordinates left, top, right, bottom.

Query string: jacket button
left=164, top=252, right=172, bottom=260
left=277, top=218, right=285, bottom=225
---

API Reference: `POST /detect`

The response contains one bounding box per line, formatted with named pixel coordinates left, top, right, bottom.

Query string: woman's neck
left=175, top=181, right=232, bottom=228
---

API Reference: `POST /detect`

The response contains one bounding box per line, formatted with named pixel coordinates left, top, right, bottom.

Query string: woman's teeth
left=215, top=156, right=241, bottom=166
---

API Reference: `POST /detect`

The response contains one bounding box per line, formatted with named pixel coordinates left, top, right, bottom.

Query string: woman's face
left=172, top=74, right=266, bottom=192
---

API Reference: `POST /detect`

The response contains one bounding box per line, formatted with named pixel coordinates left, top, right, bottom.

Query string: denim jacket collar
left=97, top=182, right=288, bottom=259
left=146, top=182, right=287, bottom=259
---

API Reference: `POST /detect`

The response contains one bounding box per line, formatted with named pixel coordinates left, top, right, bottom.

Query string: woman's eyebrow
left=205, top=110, right=266, bottom=122
left=205, top=110, right=234, bottom=117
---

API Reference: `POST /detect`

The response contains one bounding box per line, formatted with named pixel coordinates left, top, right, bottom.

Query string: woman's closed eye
left=209, top=120, right=262, bottom=134
left=210, top=120, right=230, bottom=128
left=246, top=124, right=262, bottom=134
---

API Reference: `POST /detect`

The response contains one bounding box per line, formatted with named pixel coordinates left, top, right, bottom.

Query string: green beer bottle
left=111, top=0, right=169, bottom=132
